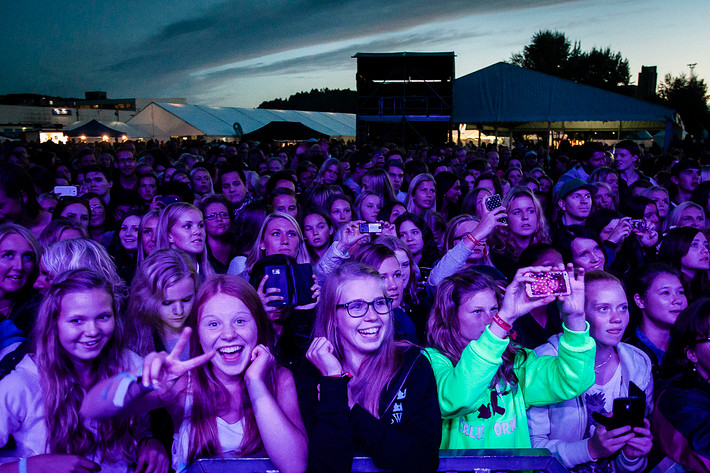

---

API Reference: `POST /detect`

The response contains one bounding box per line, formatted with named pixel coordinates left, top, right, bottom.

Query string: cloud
left=105, top=0, right=581, bottom=79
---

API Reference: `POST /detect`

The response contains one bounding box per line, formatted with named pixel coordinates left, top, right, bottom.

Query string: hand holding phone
left=484, top=194, right=507, bottom=224
left=525, top=270, right=571, bottom=298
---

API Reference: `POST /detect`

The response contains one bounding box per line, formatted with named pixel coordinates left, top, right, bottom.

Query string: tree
left=510, top=30, right=631, bottom=91
left=258, top=88, right=357, bottom=113
left=510, top=30, right=571, bottom=76
left=658, top=73, right=709, bottom=137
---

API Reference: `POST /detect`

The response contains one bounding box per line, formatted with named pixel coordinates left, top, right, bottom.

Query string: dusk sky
left=2, top=0, right=708, bottom=108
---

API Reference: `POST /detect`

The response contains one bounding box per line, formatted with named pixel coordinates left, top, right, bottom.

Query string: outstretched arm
left=80, top=328, right=214, bottom=419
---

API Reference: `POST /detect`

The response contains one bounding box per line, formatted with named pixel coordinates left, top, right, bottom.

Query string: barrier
left=185, top=448, right=569, bottom=472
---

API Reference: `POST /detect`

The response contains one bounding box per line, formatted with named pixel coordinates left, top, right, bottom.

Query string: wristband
left=492, top=313, right=512, bottom=332
left=327, top=371, right=352, bottom=378
left=18, top=458, right=27, bottom=473
left=467, top=233, right=482, bottom=247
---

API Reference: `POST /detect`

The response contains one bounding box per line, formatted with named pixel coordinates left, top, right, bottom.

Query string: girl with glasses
left=199, top=195, right=235, bottom=274
left=299, top=262, right=440, bottom=473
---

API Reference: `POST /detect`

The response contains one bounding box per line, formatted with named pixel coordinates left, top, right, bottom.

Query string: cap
left=557, top=178, right=595, bottom=200
left=671, top=159, right=700, bottom=177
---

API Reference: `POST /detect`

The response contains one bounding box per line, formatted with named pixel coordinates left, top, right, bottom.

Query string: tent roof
left=129, top=103, right=355, bottom=139
left=64, top=119, right=140, bottom=137
left=453, top=62, right=675, bottom=125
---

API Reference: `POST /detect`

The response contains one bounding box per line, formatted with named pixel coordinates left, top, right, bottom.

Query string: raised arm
left=80, top=328, right=214, bottom=419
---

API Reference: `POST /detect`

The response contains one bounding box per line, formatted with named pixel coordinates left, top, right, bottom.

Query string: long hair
left=658, top=226, right=702, bottom=270
left=427, top=268, right=522, bottom=388
left=315, top=157, right=342, bottom=185
left=374, top=235, right=419, bottom=305
left=489, top=187, right=551, bottom=260
left=245, top=212, right=312, bottom=273
left=186, top=275, right=276, bottom=463
left=0, top=223, right=40, bottom=296
left=362, top=168, right=396, bottom=205
left=233, top=201, right=267, bottom=257
left=34, top=269, right=135, bottom=461
left=128, top=249, right=197, bottom=355
left=625, top=263, right=684, bottom=335
left=312, top=262, right=402, bottom=416
left=661, top=298, right=710, bottom=380
left=405, top=173, right=436, bottom=215
left=461, top=187, right=492, bottom=218
left=155, top=202, right=215, bottom=278
left=40, top=238, right=126, bottom=305
left=137, top=210, right=160, bottom=267
left=663, top=201, right=705, bottom=233
left=394, top=212, right=441, bottom=268
left=354, top=191, right=382, bottom=222
left=38, top=217, right=89, bottom=247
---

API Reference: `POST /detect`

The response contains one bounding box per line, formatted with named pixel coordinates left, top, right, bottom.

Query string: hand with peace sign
left=81, top=327, right=215, bottom=420
left=141, top=327, right=215, bottom=392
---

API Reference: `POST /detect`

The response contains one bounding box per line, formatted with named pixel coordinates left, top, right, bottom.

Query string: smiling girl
left=82, top=275, right=308, bottom=473
left=0, top=269, right=167, bottom=473
left=299, top=262, right=440, bottom=472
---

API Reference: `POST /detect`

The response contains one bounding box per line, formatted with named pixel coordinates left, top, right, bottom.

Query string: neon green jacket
left=423, top=323, right=595, bottom=449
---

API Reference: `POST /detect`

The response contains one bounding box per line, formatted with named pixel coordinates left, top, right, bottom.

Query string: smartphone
left=292, top=264, right=316, bottom=306
left=525, top=270, right=571, bottom=298
left=593, top=396, right=645, bottom=430
left=264, top=265, right=289, bottom=307
left=484, top=194, right=507, bottom=224
left=53, top=185, right=77, bottom=198
left=157, top=196, right=180, bottom=206
left=359, top=222, right=383, bottom=234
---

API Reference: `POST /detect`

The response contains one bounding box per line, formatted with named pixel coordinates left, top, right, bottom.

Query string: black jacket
left=296, top=347, right=442, bottom=473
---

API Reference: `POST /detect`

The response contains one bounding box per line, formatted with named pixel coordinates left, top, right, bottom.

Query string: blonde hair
left=245, top=212, right=311, bottom=273
left=155, top=202, right=215, bottom=278
left=406, top=173, right=436, bottom=215
left=490, top=187, right=551, bottom=260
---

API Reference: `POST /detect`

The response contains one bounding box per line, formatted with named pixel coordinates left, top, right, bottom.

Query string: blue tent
left=453, top=62, right=677, bottom=148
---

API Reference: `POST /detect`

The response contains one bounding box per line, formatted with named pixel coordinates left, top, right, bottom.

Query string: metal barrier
left=186, top=448, right=569, bottom=472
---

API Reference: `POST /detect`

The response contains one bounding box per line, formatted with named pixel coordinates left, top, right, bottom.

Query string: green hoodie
left=424, top=323, right=595, bottom=449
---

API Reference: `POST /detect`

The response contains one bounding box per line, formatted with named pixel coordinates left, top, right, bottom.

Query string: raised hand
left=470, top=206, right=507, bottom=242
left=306, top=337, right=343, bottom=377
left=497, top=266, right=557, bottom=325
left=606, top=217, right=631, bottom=244
left=557, top=263, right=586, bottom=331
left=295, top=274, right=321, bottom=311
left=380, top=220, right=397, bottom=237
left=141, top=327, right=215, bottom=391
left=245, top=344, right=275, bottom=384
left=336, top=220, right=371, bottom=253
left=257, top=274, right=284, bottom=315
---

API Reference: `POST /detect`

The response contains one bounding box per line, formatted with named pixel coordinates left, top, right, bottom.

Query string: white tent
left=127, top=102, right=356, bottom=141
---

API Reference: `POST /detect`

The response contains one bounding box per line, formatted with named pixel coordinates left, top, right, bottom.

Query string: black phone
left=592, top=382, right=646, bottom=430
left=264, top=263, right=315, bottom=307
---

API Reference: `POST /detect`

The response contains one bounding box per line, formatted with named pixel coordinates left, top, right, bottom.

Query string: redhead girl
left=82, top=275, right=308, bottom=473
left=424, top=265, right=594, bottom=449
left=0, top=269, right=167, bottom=473
left=299, top=262, right=441, bottom=472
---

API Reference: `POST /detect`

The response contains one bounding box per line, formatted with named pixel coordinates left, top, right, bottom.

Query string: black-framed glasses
left=337, top=297, right=392, bottom=318
left=693, top=337, right=710, bottom=345
left=205, top=212, right=230, bottom=220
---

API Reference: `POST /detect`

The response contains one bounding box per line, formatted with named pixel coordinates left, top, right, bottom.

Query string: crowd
left=0, top=135, right=710, bottom=473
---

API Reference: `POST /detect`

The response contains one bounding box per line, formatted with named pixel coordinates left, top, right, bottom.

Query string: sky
left=2, top=0, right=708, bottom=108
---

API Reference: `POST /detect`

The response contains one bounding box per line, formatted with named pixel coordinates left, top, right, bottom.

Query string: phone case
left=484, top=194, right=507, bottom=224
left=264, top=264, right=315, bottom=307
left=525, top=271, right=571, bottom=298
